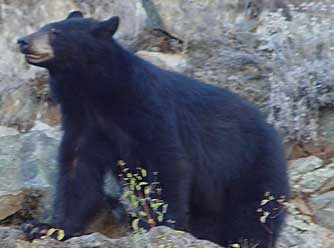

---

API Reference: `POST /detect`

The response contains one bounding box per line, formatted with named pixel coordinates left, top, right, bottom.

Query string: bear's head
left=17, top=11, right=120, bottom=69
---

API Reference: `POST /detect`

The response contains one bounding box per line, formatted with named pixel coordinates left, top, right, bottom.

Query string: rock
left=67, top=226, right=223, bottom=248
left=0, top=127, right=19, bottom=137
left=0, top=226, right=222, bottom=248
left=0, top=227, right=24, bottom=248
left=146, top=0, right=290, bottom=42
left=136, top=51, right=187, bottom=73
left=0, top=71, right=60, bottom=131
left=288, top=156, right=334, bottom=195
left=299, top=164, right=334, bottom=194
left=145, top=0, right=232, bottom=41
left=310, top=192, right=334, bottom=232
left=288, top=156, right=324, bottom=185
left=278, top=213, right=334, bottom=248
left=75, top=0, right=148, bottom=49
left=0, top=128, right=61, bottom=221
left=0, top=191, right=25, bottom=221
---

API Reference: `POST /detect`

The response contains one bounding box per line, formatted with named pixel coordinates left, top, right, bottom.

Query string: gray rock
left=0, top=226, right=223, bottom=248
left=289, top=156, right=324, bottom=175
left=288, top=156, right=334, bottom=195
left=145, top=0, right=233, bottom=42
left=0, top=128, right=61, bottom=221
left=278, top=213, right=334, bottom=248
left=0, top=227, right=24, bottom=248
left=288, top=156, right=324, bottom=195
left=310, top=191, right=334, bottom=232
left=136, top=51, right=187, bottom=73
left=75, top=0, right=148, bottom=49
left=0, top=127, right=19, bottom=137
left=299, top=164, right=334, bottom=194
left=0, top=68, right=60, bottom=131
left=67, top=226, right=223, bottom=248
left=145, top=0, right=290, bottom=42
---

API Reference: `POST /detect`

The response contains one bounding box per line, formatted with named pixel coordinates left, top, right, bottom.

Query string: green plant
left=117, top=160, right=174, bottom=234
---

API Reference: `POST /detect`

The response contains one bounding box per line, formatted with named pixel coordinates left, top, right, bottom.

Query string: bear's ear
left=91, top=16, right=120, bottom=38
left=67, top=11, right=83, bottom=19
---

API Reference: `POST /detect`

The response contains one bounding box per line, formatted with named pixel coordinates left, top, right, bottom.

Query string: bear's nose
left=17, top=36, right=30, bottom=53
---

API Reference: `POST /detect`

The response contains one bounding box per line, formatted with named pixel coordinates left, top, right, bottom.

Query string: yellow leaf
left=157, top=214, right=164, bottom=223
left=130, top=195, right=138, bottom=207
left=132, top=218, right=140, bottom=231
left=162, top=204, right=168, bottom=214
left=130, top=178, right=136, bottom=185
left=138, top=182, right=148, bottom=187
left=151, top=202, right=163, bottom=212
left=46, top=228, right=57, bottom=237
left=260, top=199, right=270, bottom=206
left=121, top=191, right=132, bottom=199
left=139, top=211, right=147, bottom=217
left=144, top=186, right=151, bottom=195
left=140, top=169, right=147, bottom=177
left=57, top=229, right=65, bottom=241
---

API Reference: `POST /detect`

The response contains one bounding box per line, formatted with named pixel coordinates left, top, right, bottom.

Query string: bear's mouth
left=25, top=53, right=52, bottom=63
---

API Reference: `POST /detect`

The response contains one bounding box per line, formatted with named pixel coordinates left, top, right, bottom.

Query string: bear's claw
left=21, top=221, right=53, bottom=241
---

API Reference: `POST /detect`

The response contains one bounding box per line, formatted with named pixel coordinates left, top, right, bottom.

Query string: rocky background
left=0, top=0, right=334, bottom=247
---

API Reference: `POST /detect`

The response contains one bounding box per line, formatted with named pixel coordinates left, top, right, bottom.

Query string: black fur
left=19, top=13, right=289, bottom=247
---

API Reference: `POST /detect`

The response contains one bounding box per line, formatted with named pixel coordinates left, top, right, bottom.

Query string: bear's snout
left=17, top=32, right=54, bottom=66
left=17, top=36, right=30, bottom=53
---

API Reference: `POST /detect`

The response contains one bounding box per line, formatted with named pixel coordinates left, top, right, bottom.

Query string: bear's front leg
left=22, top=134, right=108, bottom=240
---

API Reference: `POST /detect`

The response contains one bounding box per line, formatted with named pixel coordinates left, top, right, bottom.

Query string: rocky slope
left=0, top=0, right=334, bottom=247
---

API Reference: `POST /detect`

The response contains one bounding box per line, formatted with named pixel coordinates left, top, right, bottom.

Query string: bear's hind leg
left=221, top=193, right=286, bottom=248
left=189, top=214, right=225, bottom=245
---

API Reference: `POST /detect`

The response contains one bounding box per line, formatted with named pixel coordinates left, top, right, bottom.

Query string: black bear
left=17, top=11, right=289, bottom=247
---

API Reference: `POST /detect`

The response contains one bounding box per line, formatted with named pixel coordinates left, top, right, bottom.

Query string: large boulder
left=0, top=127, right=61, bottom=222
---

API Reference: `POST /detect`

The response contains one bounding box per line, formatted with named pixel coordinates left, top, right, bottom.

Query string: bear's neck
left=48, top=41, right=162, bottom=128
left=49, top=41, right=135, bottom=102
